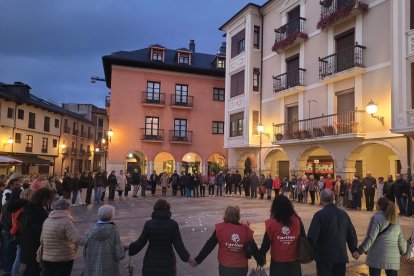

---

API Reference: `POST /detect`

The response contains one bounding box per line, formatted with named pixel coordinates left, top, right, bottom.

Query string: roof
left=4, top=154, right=53, bottom=165
left=219, top=3, right=261, bottom=31
left=149, top=43, right=166, bottom=49
left=0, top=83, right=95, bottom=124
left=102, top=46, right=225, bottom=88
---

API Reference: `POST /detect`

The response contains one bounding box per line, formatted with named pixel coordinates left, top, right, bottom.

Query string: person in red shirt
left=192, top=205, right=263, bottom=275
left=260, top=195, right=303, bottom=276
left=272, top=175, right=281, bottom=198
left=324, top=174, right=335, bottom=191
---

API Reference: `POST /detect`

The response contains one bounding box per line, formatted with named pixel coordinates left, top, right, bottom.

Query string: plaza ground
left=69, top=193, right=414, bottom=276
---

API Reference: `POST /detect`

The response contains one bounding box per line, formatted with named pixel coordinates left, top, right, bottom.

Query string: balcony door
left=147, top=81, right=160, bottom=103
left=174, top=118, right=187, bottom=138
left=145, top=117, right=159, bottom=137
left=336, top=90, right=355, bottom=132
left=287, top=6, right=300, bottom=34
left=335, top=29, right=355, bottom=72
left=286, top=105, right=299, bottom=135
left=286, top=54, right=300, bottom=88
left=175, top=84, right=188, bottom=105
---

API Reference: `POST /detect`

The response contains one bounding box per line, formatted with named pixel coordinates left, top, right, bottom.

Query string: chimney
left=5, top=82, right=31, bottom=100
left=189, top=40, right=195, bottom=53
left=219, top=42, right=226, bottom=55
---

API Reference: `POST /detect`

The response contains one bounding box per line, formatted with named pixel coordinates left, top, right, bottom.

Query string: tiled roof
left=102, top=46, right=225, bottom=88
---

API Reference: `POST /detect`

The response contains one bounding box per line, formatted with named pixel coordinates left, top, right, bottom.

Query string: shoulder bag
left=297, top=217, right=314, bottom=264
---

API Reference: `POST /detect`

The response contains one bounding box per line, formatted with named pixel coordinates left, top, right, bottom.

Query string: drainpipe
left=407, top=135, right=412, bottom=182
left=259, top=8, right=264, bottom=124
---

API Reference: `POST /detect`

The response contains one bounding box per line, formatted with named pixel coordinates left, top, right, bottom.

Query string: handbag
left=297, top=217, right=314, bottom=264
left=248, top=266, right=268, bottom=276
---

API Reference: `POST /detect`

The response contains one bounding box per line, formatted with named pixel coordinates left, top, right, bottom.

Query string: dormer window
left=178, top=53, right=190, bottom=64
left=152, top=50, right=164, bottom=61
left=217, top=58, right=225, bottom=69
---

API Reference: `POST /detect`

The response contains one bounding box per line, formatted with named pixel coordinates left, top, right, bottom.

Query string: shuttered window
left=230, top=70, right=245, bottom=98
left=231, top=29, right=246, bottom=58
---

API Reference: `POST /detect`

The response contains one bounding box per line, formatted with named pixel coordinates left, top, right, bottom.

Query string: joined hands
left=188, top=257, right=198, bottom=267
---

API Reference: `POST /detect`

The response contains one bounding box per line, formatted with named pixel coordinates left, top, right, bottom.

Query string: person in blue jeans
left=185, top=173, right=192, bottom=197
left=216, top=171, right=224, bottom=196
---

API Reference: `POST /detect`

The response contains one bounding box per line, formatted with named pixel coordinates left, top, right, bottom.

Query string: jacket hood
left=88, top=223, right=116, bottom=241
left=152, top=210, right=171, bottom=219
left=49, top=210, right=73, bottom=221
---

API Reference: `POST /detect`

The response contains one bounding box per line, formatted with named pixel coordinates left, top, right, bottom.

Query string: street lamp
left=60, top=143, right=66, bottom=175
left=107, top=129, right=113, bottom=142
left=366, top=99, right=384, bottom=125
left=257, top=123, right=270, bottom=178
left=7, top=137, right=14, bottom=144
left=101, top=138, right=106, bottom=144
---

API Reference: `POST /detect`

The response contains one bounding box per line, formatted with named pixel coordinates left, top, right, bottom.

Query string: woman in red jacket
left=260, top=195, right=302, bottom=276
left=193, top=205, right=263, bottom=276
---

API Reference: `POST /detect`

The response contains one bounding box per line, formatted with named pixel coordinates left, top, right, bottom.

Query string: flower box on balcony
left=275, top=133, right=284, bottom=141
left=335, top=121, right=358, bottom=134
left=322, top=125, right=336, bottom=136
left=312, top=127, right=324, bottom=137
left=299, top=130, right=311, bottom=140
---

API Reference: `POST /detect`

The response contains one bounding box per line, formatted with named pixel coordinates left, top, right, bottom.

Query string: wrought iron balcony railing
left=319, top=44, right=365, bottom=79
left=273, top=110, right=364, bottom=142
left=169, top=130, right=192, bottom=143
left=140, top=128, right=164, bottom=141
left=273, top=17, right=307, bottom=52
left=273, top=68, right=306, bottom=93
left=142, top=91, right=165, bottom=105
left=63, top=126, right=71, bottom=134
left=170, top=94, right=194, bottom=107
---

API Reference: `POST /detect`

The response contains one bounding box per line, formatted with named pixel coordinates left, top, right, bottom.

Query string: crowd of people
left=0, top=169, right=413, bottom=276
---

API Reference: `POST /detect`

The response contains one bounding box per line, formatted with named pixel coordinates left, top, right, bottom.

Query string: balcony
left=142, top=91, right=165, bottom=106
left=319, top=44, right=366, bottom=84
left=273, top=68, right=306, bottom=98
left=63, top=126, right=71, bottom=134
left=272, top=110, right=365, bottom=144
left=81, top=131, right=86, bottom=138
left=105, top=96, right=110, bottom=107
left=62, top=147, right=70, bottom=156
left=79, top=149, right=85, bottom=156
left=317, top=0, right=368, bottom=31
left=170, top=94, right=193, bottom=109
left=169, top=130, right=192, bottom=144
left=72, top=129, right=79, bottom=136
left=71, top=148, right=77, bottom=155
left=88, top=133, right=93, bottom=140
left=140, top=128, right=164, bottom=142
left=272, top=17, right=308, bottom=53
left=41, top=148, right=48, bottom=153
left=25, top=147, right=32, bottom=153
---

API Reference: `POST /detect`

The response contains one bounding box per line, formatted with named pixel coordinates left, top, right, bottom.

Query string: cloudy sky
left=0, top=0, right=265, bottom=107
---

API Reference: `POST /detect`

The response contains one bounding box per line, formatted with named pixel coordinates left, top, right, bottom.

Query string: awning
left=6, top=155, right=53, bottom=165
left=0, top=156, right=23, bottom=164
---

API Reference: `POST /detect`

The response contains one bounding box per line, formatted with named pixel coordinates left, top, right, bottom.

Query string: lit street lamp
left=366, top=99, right=384, bottom=125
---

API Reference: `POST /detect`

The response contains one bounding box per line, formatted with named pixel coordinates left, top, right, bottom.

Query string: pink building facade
left=102, top=41, right=227, bottom=175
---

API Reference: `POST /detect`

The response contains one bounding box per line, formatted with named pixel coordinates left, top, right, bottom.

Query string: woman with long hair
left=357, top=197, right=407, bottom=276
left=260, top=195, right=303, bottom=276
left=193, top=205, right=263, bottom=276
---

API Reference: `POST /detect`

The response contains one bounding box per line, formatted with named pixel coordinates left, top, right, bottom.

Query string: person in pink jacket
left=273, top=175, right=281, bottom=198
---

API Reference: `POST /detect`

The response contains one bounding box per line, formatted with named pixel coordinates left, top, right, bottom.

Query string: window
left=87, top=127, right=91, bottom=138
left=28, top=112, right=36, bottom=129
left=44, top=116, right=50, bottom=132
left=213, top=88, right=225, bottom=101
left=152, top=50, right=163, bottom=61
left=41, top=138, right=48, bottom=153
left=80, top=124, right=84, bottom=137
left=54, top=119, right=59, bottom=128
left=7, top=108, right=14, bottom=119
left=253, top=68, right=260, bottom=92
left=52, top=139, right=57, bottom=148
left=71, top=141, right=75, bottom=152
left=230, top=112, right=244, bottom=137
left=175, top=84, right=188, bottom=104
left=72, top=122, right=77, bottom=135
left=230, top=70, right=245, bottom=98
left=17, top=109, right=24, bottom=120
left=87, top=145, right=90, bottom=154
left=217, top=58, right=225, bottom=69
left=212, top=121, right=224, bottom=134
left=178, top=53, right=190, bottom=64
left=26, top=135, right=33, bottom=152
left=252, top=111, right=259, bottom=135
left=146, top=81, right=161, bottom=102
left=98, top=118, right=103, bottom=127
left=411, top=0, right=414, bottom=29
left=15, top=133, right=21, bottom=144
left=253, top=26, right=260, bottom=49
left=145, top=117, right=159, bottom=136
left=231, top=29, right=246, bottom=58
left=174, top=118, right=187, bottom=137
left=98, top=132, right=103, bottom=140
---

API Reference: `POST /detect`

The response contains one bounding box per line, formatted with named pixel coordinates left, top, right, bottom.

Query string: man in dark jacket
left=100, top=171, right=108, bottom=202
left=250, top=172, right=259, bottom=199
left=131, top=168, right=141, bottom=198
left=170, top=171, right=180, bottom=196
left=233, top=170, right=242, bottom=196
left=361, top=172, right=376, bottom=211
left=216, top=171, right=224, bottom=196
left=62, top=173, right=73, bottom=200
left=394, top=174, right=410, bottom=216
left=224, top=171, right=232, bottom=196
left=179, top=172, right=185, bottom=197
left=242, top=174, right=251, bottom=198
left=107, top=171, right=117, bottom=201
left=93, top=170, right=104, bottom=204
left=307, top=189, right=358, bottom=276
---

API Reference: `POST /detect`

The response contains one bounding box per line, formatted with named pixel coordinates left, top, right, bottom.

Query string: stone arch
left=181, top=152, right=202, bottom=174
left=154, top=152, right=175, bottom=174
left=295, top=145, right=335, bottom=178
left=237, top=151, right=258, bottom=175
left=263, top=149, right=289, bottom=178
left=343, top=141, right=406, bottom=178
left=125, top=150, right=147, bottom=174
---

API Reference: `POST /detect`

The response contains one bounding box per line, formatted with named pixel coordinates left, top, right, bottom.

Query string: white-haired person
left=83, top=205, right=126, bottom=276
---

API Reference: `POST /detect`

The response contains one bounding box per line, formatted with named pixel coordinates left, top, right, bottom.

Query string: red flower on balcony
left=317, top=1, right=368, bottom=31
left=272, top=32, right=309, bottom=53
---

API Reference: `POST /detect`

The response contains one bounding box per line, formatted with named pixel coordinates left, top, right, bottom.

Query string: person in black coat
left=100, top=171, right=108, bottom=201
left=19, top=188, right=55, bottom=276
left=107, top=171, right=117, bottom=201
left=85, top=172, right=94, bottom=204
left=128, top=199, right=192, bottom=276
left=361, top=172, right=377, bottom=211
left=79, top=172, right=88, bottom=205
left=62, top=173, right=73, bottom=200
left=307, top=189, right=358, bottom=276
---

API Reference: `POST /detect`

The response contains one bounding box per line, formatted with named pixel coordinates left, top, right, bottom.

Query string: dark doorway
left=355, top=160, right=363, bottom=177
left=278, top=161, right=290, bottom=179
left=335, top=29, right=355, bottom=72
left=286, top=54, right=300, bottom=88
left=287, top=6, right=300, bottom=34
left=244, top=158, right=252, bottom=175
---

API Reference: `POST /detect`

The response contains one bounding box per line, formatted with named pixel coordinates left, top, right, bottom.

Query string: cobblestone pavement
left=70, top=193, right=414, bottom=276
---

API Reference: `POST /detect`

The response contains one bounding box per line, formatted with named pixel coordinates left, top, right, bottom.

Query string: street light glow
left=7, top=137, right=13, bottom=144
left=257, top=124, right=264, bottom=133
left=60, top=144, right=66, bottom=149
left=366, top=100, right=378, bottom=115
left=101, top=138, right=106, bottom=144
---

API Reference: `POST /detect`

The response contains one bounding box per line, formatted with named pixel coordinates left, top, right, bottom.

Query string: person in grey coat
left=83, top=205, right=126, bottom=276
left=357, top=197, right=407, bottom=276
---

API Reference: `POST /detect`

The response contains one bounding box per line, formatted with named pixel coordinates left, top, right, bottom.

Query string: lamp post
left=107, top=129, right=113, bottom=142
left=257, top=124, right=265, bottom=178
left=60, top=143, right=66, bottom=175
left=3, top=137, right=13, bottom=152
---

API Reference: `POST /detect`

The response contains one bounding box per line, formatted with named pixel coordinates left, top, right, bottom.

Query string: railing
left=88, top=133, right=94, bottom=140
left=140, top=128, right=164, bottom=141
left=72, top=129, right=79, bottom=136
left=170, top=94, right=194, bottom=107
left=320, top=0, right=361, bottom=19
left=41, top=148, right=48, bottom=153
left=142, top=91, right=165, bottom=105
left=273, top=68, right=306, bottom=93
left=25, top=147, right=32, bottom=153
left=275, top=17, right=306, bottom=43
left=169, top=130, right=192, bottom=143
left=71, top=149, right=77, bottom=155
left=319, top=44, right=365, bottom=78
left=81, top=131, right=86, bottom=138
left=105, top=96, right=110, bottom=107
left=273, top=110, right=364, bottom=142
left=63, top=126, right=71, bottom=134
left=79, top=149, right=85, bottom=156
